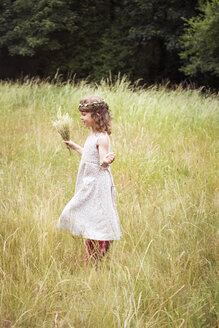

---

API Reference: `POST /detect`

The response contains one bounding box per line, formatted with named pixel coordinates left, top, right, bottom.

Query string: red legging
left=85, top=240, right=111, bottom=259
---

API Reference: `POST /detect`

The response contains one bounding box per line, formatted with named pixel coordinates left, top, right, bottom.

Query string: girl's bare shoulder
left=96, top=133, right=109, bottom=147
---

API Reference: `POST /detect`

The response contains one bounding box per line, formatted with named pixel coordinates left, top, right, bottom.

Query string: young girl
left=57, top=95, right=121, bottom=263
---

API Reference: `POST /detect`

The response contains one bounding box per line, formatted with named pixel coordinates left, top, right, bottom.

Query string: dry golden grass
left=0, top=78, right=218, bottom=327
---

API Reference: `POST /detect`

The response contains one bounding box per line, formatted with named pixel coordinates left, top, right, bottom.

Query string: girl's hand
left=101, top=152, right=115, bottom=167
left=64, top=140, right=74, bottom=149
left=63, top=140, right=83, bottom=155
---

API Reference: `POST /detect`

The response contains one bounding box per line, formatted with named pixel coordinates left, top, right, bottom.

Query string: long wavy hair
left=78, top=95, right=112, bottom=135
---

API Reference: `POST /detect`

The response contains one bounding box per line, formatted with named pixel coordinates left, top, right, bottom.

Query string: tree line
left=0, top=0, right=218, bottom=88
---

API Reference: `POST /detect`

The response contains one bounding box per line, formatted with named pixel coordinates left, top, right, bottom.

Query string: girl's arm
left=97, top=135, right=115, bottom=168
left=64, top=140, right=83, bottom=155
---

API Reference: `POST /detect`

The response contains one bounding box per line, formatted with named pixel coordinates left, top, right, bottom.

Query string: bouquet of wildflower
left=52, top=107, right=73, bottom=154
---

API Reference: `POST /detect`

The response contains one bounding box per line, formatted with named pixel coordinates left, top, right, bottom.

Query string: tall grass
left=0, top=78, right=218, bottom=327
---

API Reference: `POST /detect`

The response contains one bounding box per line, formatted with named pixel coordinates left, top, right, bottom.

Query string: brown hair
left=78, top=95, right=112, bottom=135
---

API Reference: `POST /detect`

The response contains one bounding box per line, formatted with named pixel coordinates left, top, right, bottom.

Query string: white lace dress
left=57, top=133, right=121, bottom=241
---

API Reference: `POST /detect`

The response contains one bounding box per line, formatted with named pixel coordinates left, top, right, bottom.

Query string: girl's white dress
left=57, top=133, right=121, bottom=241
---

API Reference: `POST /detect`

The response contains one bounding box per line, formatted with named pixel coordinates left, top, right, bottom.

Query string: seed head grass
left=0, top=77, right=218, bottom=327
left=52, top=107, right=73, bottom=155
left=52, top=107, right=72, bottom=141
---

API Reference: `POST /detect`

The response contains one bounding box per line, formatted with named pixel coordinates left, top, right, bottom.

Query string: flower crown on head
left=78, top=101, right=105, bottom=108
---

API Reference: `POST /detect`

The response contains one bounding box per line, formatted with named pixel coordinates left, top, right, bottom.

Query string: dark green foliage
left=92, top=3, right=133, bottom=81
left=122, top=0, right=199, bottom=82
left=0, top=0, right=218, bottom=87
left=0, top=0, right=79, bottom=77
left=0, top=0, right=78, bottom=56
left=179, top=0, right=219, bottom=77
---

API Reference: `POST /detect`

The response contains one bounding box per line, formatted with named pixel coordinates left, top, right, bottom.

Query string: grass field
left=0, top=78, right=218, bottom=327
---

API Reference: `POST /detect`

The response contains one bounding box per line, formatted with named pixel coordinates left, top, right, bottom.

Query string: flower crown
left=78, top=101, right=105, bottom=108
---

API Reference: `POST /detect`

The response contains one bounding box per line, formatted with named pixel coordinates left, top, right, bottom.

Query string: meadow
left=0, top=77, right=218, bottom=327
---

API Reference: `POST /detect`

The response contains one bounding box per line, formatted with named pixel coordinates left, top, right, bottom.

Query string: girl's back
left=81, top=133, right=110, bottom=165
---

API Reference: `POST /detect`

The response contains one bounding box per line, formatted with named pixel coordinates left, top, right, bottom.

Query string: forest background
left=0, top=0, right=219, bottom=88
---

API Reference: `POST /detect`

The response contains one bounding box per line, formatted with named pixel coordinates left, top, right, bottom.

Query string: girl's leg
left=84, top=239, right=111, bottom=261
left=83, top=239, right=94, bottom=262
left=97, top=240, right=111, bottom=257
